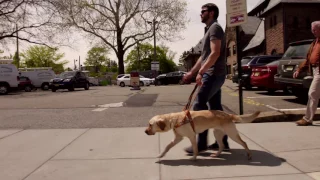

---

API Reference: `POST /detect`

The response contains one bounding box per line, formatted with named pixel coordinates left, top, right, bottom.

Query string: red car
left=18, top=76, right=35, bottom=92
left=250, top=60, right=287, bottom=94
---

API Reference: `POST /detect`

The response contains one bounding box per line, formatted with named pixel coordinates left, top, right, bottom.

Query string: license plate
left=254, top=72, right=260, bottom=76
left=54, top=84, right=59, bottom=86
left=286, top=66, right=294, bottom=71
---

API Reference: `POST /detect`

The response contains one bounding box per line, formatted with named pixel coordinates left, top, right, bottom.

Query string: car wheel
left=156, top=81, right=162, bottom=86
left=84, top=82, right=89, bottom=90
left=0, top=84, right=9, bottom=95
left=139, top=81, right=144, bottom=86
left=24, top=85, right=32, bottom=92
left=41, top=83, right=50, bottom=90
left=120, top=82, right=125, bottom=87
left=68, top=84, right=75, bottom=91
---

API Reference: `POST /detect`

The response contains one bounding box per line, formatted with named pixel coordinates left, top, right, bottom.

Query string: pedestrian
left=182, top=3, right=229, bottom=153
left=294, top=21, right=320, bottom=126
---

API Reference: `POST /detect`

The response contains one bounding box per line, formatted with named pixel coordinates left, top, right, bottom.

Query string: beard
left=201, top=15, right=208, bottom=23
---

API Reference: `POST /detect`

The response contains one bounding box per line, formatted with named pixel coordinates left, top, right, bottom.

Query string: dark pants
left=192, top=73, right=226, bottom=148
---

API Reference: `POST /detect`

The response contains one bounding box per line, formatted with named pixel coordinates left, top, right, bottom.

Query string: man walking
left=183, top=3, right=229, bottom=153
left=294, top=21, right=320, bottom=126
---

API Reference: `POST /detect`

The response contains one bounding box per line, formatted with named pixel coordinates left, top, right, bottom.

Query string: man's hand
left=196, top=73, right=203, bottom=86
left=293, top=71, right=299, bottom=78
left=183, top=71, right=193, bottom=82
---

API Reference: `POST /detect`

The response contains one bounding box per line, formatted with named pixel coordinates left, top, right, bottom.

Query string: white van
left=19, top=67, right=56, bottom=90
left=0, top=64, right=20, bottom=95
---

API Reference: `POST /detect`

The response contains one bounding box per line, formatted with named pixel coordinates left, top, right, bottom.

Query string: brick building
left=248, top=0, right=320, bottom=55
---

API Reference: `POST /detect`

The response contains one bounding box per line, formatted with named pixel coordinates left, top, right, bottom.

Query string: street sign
left=226, top=0, right=248, bottom=27
left=151, top=61, right=159, bottom=71
left=130, top=71, right=140, bottom=90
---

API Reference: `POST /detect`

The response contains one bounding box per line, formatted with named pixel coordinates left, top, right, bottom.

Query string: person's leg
left=184, top=74, right=225, bottom=153
left=207, top=89, right=230, bottom=151
left=297, top=67, right=320, bottom=126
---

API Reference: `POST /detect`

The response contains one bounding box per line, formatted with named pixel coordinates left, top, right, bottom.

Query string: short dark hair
left=202, top=3, right=219, bottom=20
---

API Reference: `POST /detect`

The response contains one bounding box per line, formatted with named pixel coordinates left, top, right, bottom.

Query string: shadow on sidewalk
left=156, top=149, right=285, bottom=167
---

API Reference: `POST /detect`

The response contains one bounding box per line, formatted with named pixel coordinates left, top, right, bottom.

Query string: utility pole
left=137, top=41, right=140, bottom=71
left=16, top=24, right=20, bottom=68
left=79, top=56, right=81, bottom=71
left=147, top=19, right=158, bottom=63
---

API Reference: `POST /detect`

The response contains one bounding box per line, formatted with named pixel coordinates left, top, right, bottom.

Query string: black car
left=274, top=39, right=314, bottom=99
left=50, top=71, right=90, bottom=92
left=154, top=71, right=190, bottom=86
left=232, top=55, right=282, bottom=89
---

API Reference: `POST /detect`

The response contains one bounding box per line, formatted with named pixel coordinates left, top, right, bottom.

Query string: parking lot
left=0, top=79, right=314, bottom=129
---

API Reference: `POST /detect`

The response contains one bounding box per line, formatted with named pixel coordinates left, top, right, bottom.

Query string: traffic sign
left=226, top=0, right=248, bottom=27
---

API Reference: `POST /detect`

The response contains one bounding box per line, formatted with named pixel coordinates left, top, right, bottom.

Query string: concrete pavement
left=1, top=122, right=320, bottom=180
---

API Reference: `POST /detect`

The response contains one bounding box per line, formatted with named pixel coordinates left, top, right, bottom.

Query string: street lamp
left=147, top=19, right=158, bottom=65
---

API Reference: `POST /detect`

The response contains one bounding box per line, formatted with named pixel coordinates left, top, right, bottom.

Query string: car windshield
left=282, top=43, right=311, bottom=59
left=266, top=60, right=280, bottom=66
left=241, top=57, right=252, bottom=65
left=59, top=72, right=76, bottom=78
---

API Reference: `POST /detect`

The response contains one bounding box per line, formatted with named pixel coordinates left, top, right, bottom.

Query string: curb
left=252, top=110, right=320, bottom=123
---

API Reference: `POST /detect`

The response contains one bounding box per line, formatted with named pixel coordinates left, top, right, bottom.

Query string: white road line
left=265, top=105, right=320, bottom=112
left=246, top=96, right=292, bottom=99
left=265, top=105, right=280, bottom=111
left=92, top=108, right=108, bottom=112
left=98, top=102, right=123, bottom=108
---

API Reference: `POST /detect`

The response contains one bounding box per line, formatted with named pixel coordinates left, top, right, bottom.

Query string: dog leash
left=174, top=84, right=201, bottom=132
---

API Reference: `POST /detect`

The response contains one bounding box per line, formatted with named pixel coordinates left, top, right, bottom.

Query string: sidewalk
left=1, top=122, right=320, bottom=180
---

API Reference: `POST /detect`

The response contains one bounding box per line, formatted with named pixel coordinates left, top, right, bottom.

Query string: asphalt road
left=0, top=80, right=310, bottom=129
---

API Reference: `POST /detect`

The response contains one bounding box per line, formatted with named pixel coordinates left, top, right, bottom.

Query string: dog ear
left=156, top=120, right=166, bottom=131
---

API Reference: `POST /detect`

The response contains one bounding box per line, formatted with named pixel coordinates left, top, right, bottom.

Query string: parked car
left=232, top=55, right=282, bottom=89
left=19, top=67, right=56, bottom=90
left=50, top=71, right=90, bottom=92
left=0, top=64, right=20, bottom=95
left=154, top=71, right=190, bottom=86
left=117, top=74, right=151, bottom=87
left=274, top=39, right=314, bottom=99
left=18, top=76, right=35, bottom=92
left=250, top=60, right=288, bottom=94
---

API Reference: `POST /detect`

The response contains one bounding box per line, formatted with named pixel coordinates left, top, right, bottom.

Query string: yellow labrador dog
left=145, top=110, right=260, bottom=161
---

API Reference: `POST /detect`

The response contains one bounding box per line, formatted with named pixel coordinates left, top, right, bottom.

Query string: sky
left=3, top=0, right=258, bottom=70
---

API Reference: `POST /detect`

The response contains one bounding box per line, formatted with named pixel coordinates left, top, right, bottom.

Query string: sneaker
left=183, top=145, right=207, bottom=154
left=208, top=142, right=230, bottom=152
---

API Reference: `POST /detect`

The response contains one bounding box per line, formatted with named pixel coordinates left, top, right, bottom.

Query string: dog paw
left=189, top=156, right=197, bottom=161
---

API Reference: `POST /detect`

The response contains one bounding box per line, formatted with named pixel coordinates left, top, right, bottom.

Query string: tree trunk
left=117, top=50, right=125, bottom=74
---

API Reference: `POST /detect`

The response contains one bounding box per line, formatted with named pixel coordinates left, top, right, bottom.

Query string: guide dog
left=145, top=110, right=260, bottom=160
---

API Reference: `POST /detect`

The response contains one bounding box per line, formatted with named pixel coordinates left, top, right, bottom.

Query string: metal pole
left=236, top=26, right=243, bottom=115
left=79, top=56, right=81, bottom=71
left=153, top=19, right=156, bottom=62
left=137, top=41, right=140, bottom=71
left=16, top=24, right=20, bottom=68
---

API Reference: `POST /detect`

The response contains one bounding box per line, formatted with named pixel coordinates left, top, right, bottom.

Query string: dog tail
left=231, top=111, right=260, bottom=123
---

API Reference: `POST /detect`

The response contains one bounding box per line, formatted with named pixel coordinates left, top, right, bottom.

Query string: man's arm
left=190, top=56, right=202, bottom=75
left=199, top=39, right=221, bottom=75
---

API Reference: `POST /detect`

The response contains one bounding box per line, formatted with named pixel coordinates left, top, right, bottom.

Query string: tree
left=20, top=45, right=68, bottom=74
left=0, top=0, right=69, bottom=48
left=84, top=47, right=110, bottom=73
left=125, top=43, right=176, bottom=73
left=53, top=0, right=189, bottom=74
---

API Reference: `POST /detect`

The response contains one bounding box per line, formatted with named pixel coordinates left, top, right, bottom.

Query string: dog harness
left=174, top=110, right=196, bottom=132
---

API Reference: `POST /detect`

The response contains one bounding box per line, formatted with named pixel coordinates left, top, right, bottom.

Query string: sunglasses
left=201, top=10, right=209, bottom=14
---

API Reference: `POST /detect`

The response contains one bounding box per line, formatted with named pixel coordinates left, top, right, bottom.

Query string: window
left=233, top=45, right=236, bottom=54
left=270, top=17, right=273, bottom=27
left=123, top=75, right=129, bottom=78
left=273, top=16, right=277, bottom=26
left=227, top=47, right=231, bottom=57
